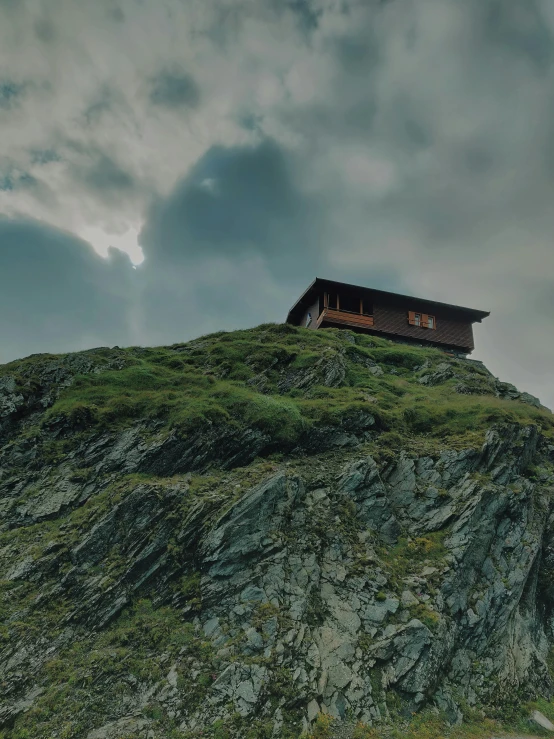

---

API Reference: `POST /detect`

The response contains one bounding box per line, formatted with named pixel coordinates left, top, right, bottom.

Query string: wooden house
left=286, top=278, right=490, bottom=356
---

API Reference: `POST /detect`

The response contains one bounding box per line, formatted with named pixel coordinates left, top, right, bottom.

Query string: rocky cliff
left=0, top=324, right=553, bottom=739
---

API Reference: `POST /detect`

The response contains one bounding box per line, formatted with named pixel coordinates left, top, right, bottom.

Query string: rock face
left=0, top=327, right=553, bottom=738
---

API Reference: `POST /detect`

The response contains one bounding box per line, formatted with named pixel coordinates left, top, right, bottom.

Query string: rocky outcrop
left=2, top=423, right=552, bottom=737
left=417, top=359, right=546, bottom=411
left=0, top=329, right=553, bottom=738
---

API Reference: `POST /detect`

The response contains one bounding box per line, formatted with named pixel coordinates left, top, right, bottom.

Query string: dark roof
left=286, top=277, right=490, bottom=324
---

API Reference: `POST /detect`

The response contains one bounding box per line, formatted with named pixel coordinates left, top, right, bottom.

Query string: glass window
left=428, top=316, right=434, bottom=329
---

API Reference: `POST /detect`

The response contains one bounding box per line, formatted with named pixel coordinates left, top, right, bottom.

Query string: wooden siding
left=318, top=308, right=375, bottom=330
left=373, top=303, right=474, bottom=351
left=291, top=284, right=480, bottom=353
left=300, top=298, right=320, bottom=329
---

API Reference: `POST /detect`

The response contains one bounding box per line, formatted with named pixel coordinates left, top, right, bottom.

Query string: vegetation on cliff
left=0, top=324, right=553, bottom=739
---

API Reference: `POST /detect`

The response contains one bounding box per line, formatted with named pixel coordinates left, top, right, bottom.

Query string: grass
left=2, top=323, right=549, bottom=461
left=4, top=599, right=215, bottom=739
left=379, top=532, right=448, bottom=587
left=307, top=708, right=550, bottom=739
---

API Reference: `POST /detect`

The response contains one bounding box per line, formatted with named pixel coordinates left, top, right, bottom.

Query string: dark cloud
left=34, top=16, right=56, bottom=43
left=0, top=219, right=135, bottom=362
left=140, top=138, right=324, bottom=275
left=134, top=138, right=348, bottom=345
left=286, top=0, right=322, bottom=33
left=237, top=112, right=264, bottom=132
left=479, top=0, right=554, bottom=72
left=335, top=34, right=381, bottom=75
left=377, top=94, right=434, bottom=154
left=107, top=4, right=125, bottom=22
left=30, top=149, right=61, bottom=165
left=148, top=68, right=200, bottom=109
left=455, top=142, right=496, bottom=176
left=71, top=152, right=136, bottom=198
left=0, top=169, right=38, bottom=192
left=0, top=81, right=24, bottom=110
left=82, top=88, right=116, bottom=126
left=83, top=155, right=135, bottom=192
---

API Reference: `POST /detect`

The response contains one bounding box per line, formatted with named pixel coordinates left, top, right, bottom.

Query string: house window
left=408, top=311, right=436, bottom=329
left=340, top=293, right=362, bottom=313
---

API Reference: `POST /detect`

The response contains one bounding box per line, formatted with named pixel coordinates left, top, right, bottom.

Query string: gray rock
left=202, top=472, right=300, bottom=582
left=0, top=376, right=25, bottom=418
left=307, top=698, right=320, bottom=722
left=531, top=709, right=554, bottom=731
left=86, top=717, right=149, bottom=738
left=0, top=686, right=44, bottom=727
left=363, top=598, right=399, bottom=624
left=211, top=663, right=268, bottom=717
left=401, top=590, right=419, bottom=607
left=277, top=349, right=347, bottom=393
left=338, top=458, right=400, bottom=543
left=418, top=363, right=455, bottom=386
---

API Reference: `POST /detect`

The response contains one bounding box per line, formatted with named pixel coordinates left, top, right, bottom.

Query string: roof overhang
left=286, top=277, right=490, bottom=324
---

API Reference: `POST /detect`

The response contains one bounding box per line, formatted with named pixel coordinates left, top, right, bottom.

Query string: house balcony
left=317, top=308, right=375, bottom=330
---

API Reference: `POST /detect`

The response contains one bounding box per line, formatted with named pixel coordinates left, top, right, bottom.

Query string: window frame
left=408, top=310, right=436, bottom=329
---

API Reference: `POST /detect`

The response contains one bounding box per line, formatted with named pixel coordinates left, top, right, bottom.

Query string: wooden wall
left=373, top=302, right=474, bottom=351
left=299, top=298, right=321, bottom=330
left=293, top=287, right=477, bottom=352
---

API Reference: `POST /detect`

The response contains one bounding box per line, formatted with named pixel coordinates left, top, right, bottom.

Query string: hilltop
left=1, top=323, right=554, bottom=739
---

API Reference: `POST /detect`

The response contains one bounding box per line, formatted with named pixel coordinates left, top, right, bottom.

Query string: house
left=286, top=278, right=490, bottom=356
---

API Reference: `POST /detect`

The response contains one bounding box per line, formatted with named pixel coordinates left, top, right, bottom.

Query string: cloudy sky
left=1, top=0, right=553, bottom=409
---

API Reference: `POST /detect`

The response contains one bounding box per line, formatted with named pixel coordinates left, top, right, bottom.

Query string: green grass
left=380, top=532, right=448, bottom=584
left=308, top=706, right=551, bottom=739
left=3, top=323, right=545, bottom=460
left=5, top=599, right=215, bottom=739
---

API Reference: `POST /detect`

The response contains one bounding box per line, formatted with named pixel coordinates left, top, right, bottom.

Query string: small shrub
left=403, top=406, right=434, bottom=433
left=410, top=603, right=440, bottom=631
left=408, top=537, right=436, bottom=555
left=376, top=431, right=404, bottom=449
left=307, top=713, right=334, bottom=739
left=212, top=719, right=232, bottom=739
left=352, top=722, right=379, bottom=738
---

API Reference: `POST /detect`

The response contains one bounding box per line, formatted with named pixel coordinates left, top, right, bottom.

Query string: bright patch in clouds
left=78, top=225, right=144, bottom=265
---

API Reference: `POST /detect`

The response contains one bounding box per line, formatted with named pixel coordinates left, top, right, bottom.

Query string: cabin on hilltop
left=286, top=278, right=490, bottom=357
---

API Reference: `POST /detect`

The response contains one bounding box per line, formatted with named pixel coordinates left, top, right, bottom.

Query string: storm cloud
left=0, top=0, right=553, bottom=407
left=0, top=218, right=136, bottom=363
left=148, top=68, right=201, bottom=109
left=141, top=139, right=323, bottom=271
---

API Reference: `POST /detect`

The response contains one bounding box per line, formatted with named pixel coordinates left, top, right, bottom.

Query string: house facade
left=286, top=278, right=490, bottom=356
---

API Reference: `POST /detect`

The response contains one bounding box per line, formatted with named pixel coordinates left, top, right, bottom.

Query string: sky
left=1, top=0, right=553, bottom=409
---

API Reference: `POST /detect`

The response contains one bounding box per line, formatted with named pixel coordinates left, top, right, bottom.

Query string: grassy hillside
left=4, top=322, right=552, bottom=452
